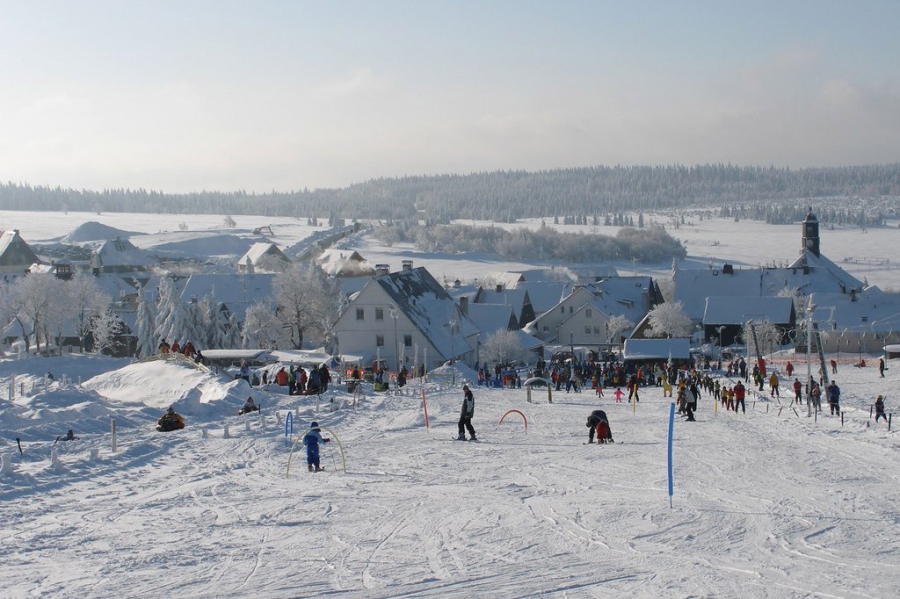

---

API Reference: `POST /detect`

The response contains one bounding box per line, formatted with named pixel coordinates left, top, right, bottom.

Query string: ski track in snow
left=1, top=358, right=899, bottom=598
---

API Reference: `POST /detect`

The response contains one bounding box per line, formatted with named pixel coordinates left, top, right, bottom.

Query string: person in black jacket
left=586, top=410, right=613, bottom=443
left=457, top=385, right=477, bottom=441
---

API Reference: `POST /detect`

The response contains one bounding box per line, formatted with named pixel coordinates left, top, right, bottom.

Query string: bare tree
left=479, top=329, right=533, bottom=366
left=647, top=301, right=692, bottom=338
left=67, top=272, right=111, bottom=351
left=273, top=264, right=340, bottom=349
left=242, top=301, right=285, bottom=349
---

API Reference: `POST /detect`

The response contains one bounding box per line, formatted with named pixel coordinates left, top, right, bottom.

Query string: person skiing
left=733, top=380, right=746, bottom=414
left=827, top=380, right=841, bottom=415
left=303, top=422, right=331, bottom=471
left=614, top=387, right=624, bottom=403
left=830, top=359, right=838, bottom=374
left=785, top=361, right=793, bottom=378
left=586, top=409, right=613, bottom=443
left=157, top=407, right=185, bottom=432
left=810, top=381, right=822, bottom=412
left=768, top=372, right=780, bottom=397
left=871, top=394, right=886, bottom=423
left=879, top=358, right=885, bottom=378
left=792, top=378, right=803, bottom=406
left=457, top=385, right=477, bottom=441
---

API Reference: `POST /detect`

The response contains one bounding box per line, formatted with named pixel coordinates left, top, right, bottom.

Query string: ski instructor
left=457, top=385, right=477, bottom=441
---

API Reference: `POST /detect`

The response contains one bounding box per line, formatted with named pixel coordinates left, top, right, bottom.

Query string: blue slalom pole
left=285, top=411, right=293, bottom=439
left=667, top=402, right=675, bottom=508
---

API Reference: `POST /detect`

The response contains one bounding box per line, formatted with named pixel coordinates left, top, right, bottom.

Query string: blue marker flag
left=667, top=402, right=675, bottom=507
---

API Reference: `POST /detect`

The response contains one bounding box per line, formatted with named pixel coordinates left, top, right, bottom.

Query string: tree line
left=2, top=163, right=897, bottom=222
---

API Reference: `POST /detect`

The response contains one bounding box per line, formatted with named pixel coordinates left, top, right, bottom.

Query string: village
left=0, top=209, right=897, bottom=385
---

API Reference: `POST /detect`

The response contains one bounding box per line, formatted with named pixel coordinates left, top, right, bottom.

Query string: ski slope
left=1, top=355, right=898, bottom=598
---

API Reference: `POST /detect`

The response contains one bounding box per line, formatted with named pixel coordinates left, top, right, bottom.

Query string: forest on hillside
left=1, top=163, right=898, bottom=223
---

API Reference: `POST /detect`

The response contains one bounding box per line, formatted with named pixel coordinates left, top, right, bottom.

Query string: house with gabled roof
left=523, top=286, right=613, bottom=348
left=180, top=273, right=276, bottom=324
left=90, top=237, right=153, bottom=276
left=316, top=248, right=374, bottom=277
left=808, top=287, right=900, bottom=353
left=332, top=265, right=480, bottom=372
left=472, top=284, right=536, bottom=328
left=236, top=243, right=291, bottom=273
left=702, top=296, right=796, bottom=346
left=673, top=210, right=867, bottom=325
left=0, top=230, right=39, bottom=275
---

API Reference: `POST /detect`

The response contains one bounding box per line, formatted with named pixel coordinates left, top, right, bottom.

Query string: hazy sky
left=1, top=1, right=898, bottom=192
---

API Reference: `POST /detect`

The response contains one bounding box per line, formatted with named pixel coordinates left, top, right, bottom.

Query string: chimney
left=495, top=284, right=503, bottom=293
left=722, top=264, right=734, bottom=275
left=375, top=264, right=390, bottom=277
left=459, top=296, right=469, bottom=315
left=850, top=289, right=857, bottom=302
left=401, top=260, right=414, bottom=271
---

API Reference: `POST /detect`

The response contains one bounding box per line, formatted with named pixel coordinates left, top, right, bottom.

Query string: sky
left=1, top=0, right=899, bottom=193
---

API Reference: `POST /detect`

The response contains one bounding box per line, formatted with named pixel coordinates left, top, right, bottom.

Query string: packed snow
left=1, top=352, right=898, bottom=597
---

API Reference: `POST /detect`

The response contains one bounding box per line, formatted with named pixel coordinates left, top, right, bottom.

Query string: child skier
left=874, top=395, right=887, bottom=423
left=303, top=422, right=331, bottom=471
left=458, top=385, right=477, bottom=441
left=614, top=387, right=624, bottom=403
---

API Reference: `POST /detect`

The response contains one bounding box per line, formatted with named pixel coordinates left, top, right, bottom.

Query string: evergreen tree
left=135, top=286, right=156, bottom=358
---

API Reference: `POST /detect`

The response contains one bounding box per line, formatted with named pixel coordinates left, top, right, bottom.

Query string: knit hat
left=311, top=421, right=319, bottom=428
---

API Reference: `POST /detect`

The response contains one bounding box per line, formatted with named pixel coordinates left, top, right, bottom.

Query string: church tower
left=801, top=209, right=820, bottom=257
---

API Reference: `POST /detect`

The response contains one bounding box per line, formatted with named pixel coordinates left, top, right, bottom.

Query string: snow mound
left=82, top=359, right=247, bottom=416
left=61, top=221, right=137, bottom=243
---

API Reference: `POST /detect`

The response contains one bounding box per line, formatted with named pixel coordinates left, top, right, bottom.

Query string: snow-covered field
left=1, top=352, right=898, bottom=598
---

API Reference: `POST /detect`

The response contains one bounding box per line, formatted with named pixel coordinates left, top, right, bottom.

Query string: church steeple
left=802, top=208, right=820, bottom=257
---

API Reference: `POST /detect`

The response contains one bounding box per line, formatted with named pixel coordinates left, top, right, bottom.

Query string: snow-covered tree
left=743, top=320, right=781, bottom=358
left=224, top=312, right=242, bottom=349
left=67, top=272, right=111, bottom=351
left=242, top=301, right=285, bottom=348
left=273, top=264, right=340, bottom=349
left=479, top=329, right=533, bottom=366
left=135, top=285, right=157, bottom=358
left=154, top=276, right=186, bottom=346
left=201, top=293, right=227, bottom=350
left=647, top=301, right=692, bottom=338
left=12, top=275, right=61, bottom=354
left=92, top=309, right=124, bottom=355
left=182, top=297, right=207, bottom=348
left=606, top=315, right=634, bottom=344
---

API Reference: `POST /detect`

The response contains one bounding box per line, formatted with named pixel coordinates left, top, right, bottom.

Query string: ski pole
left=16, top=437, right=23, bottom=455
left=329, top=442, right=337, bottom=471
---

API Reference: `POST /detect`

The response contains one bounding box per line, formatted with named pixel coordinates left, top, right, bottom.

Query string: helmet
left=311, top=421, right=319, bottom=428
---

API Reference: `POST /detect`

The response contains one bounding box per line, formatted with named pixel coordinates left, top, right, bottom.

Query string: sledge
left=238, top=405, right=260, bottom=415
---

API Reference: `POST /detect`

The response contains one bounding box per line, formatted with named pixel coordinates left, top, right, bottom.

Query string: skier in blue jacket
left=303, top=422, right=331, bottom=471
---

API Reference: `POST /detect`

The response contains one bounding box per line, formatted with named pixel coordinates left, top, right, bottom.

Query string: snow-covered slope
left=1, top=353, right=898, bottom=597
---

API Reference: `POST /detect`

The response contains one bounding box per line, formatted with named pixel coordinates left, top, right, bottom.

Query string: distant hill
left=2, top=163, right=899, bottom=222
left=61, top=221, right=137, bottom=244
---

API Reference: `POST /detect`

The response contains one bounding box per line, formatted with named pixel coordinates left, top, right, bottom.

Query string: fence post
left=111, top=419, right=117, bottom=453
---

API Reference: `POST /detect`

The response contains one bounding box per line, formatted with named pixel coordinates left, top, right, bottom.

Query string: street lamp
left=448, top=318, right=457, bottom=385
left=389, top=304, right=399, bottom=373
left=806, top=303, right=816, bottom=417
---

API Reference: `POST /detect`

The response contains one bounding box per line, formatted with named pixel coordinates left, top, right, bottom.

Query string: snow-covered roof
left=674, top=254, right=865, bottom=321
left=93, top=274, right=139, bottom=298
left=375, top=267, right=480, bottom=360
left=808, top=288, right=900, bottom=332
left=180, top=273, right=276, bottom=321
left=316, top=248, right=374, bottom=277
left=473, top=287, right=529, bottom=314
left=238, top=242, right=289, bottom=266
left=623, top=338, right=691, bottom=360
left=0, top=230, right=38, bottom=269
left=702, top=296, right=794, bottom=326
left=465, top=303, right=517, bottom=337
left=92, top=238, right=154, bottom=267
left=515, top=281, right=569, bottom=314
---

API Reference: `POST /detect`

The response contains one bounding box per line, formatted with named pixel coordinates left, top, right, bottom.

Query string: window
left=376, top=335, right=384, bottom=347
left=543, top=326, right=549, bottom=332
left=375, top=308, right=384, bottom=320
left=585, top=326, right=591, bottom=335
left=560, top=306, right=565, bottom=313
left=585, top=309, right=592, bottom=318
left=404, top=335, right=412, bottom=347
left=569, top=306, right=573, bottom=314
left=356, top=308, right=364, bottom=320
left=593, top=326, right=601, bottom=335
